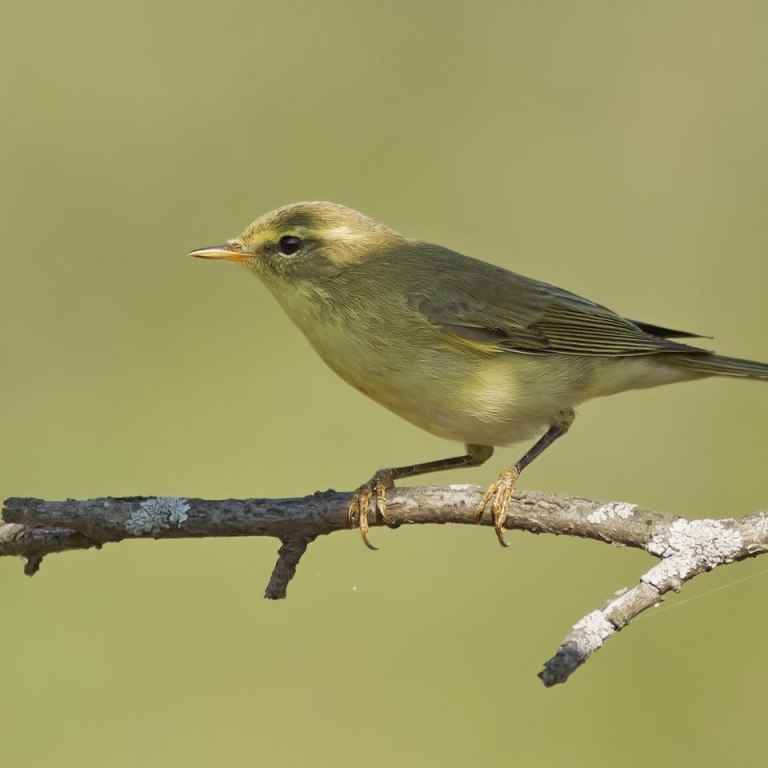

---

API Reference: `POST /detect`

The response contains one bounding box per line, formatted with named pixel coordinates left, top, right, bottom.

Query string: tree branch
left=4, top=487, right=767, bottom=686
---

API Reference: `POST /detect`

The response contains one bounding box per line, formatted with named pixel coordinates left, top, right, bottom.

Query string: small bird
left=191, top=201, right=768, bottom=548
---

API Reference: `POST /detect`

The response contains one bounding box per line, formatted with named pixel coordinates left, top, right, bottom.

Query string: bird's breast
left=275, top=289, right=576, bottom=446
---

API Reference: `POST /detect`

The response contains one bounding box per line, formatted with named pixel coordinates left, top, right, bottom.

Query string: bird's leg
left=477, top=410, right=574, bottom=547
left=349, top=444, right=494, bottom=549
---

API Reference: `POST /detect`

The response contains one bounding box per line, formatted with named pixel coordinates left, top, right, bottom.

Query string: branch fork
left=3, top=488, right=766, bottom=686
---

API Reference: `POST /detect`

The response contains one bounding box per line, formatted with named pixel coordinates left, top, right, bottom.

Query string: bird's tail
left=673, top=353, right=768, bottom=381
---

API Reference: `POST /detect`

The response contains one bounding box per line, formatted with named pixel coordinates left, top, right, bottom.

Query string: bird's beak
left=188, top=242, right=247, bottom=263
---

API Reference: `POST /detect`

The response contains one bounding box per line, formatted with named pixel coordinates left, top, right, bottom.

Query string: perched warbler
left=191, top=201, right=768, bottom=548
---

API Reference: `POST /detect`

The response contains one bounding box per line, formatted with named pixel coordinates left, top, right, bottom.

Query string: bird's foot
left=475, top=467, right=519, bottom=547
left=348, top=471, right=395, bottom=550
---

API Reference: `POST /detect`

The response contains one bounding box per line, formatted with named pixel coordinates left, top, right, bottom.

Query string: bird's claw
left=348, top=473, right=395, bottom=549
left=475, top=467, right=519, bottom=547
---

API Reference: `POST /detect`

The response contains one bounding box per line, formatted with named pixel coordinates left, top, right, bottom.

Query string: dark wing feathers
left=405, top=258, right=709, bottom=357
left=627, top=319, right=708, bottom=340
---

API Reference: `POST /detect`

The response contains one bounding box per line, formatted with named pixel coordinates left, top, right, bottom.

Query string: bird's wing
left=624, top=319, right=708, bottom=340
left=406, top=258, right=708, bottom=357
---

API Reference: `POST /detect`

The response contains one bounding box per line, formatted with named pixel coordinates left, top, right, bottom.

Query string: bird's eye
left=278, top=235, right=303, bottom=256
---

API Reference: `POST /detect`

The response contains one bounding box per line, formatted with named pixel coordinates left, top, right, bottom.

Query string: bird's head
left=189, top=201, right=406, bottom=284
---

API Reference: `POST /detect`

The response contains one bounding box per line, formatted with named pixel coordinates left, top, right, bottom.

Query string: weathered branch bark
left=3, top=487, right=767, bottom=686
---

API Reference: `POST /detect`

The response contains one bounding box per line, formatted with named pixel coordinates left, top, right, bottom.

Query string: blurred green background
left=2, top=1, right=768, bottom=766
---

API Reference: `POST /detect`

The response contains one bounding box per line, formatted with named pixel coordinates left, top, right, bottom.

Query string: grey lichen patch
left=642, top=556, right=690, bottom=589
left=571, top=611, right=614, bottom=658
left=125, top=497, right=190, bottom=536
left=644, top=518, right=742, bottom=584
left=646, top=532, right=668, bottom=557
left=753, top=512, right=768, bottom=537
left=674, top=519, right=742, bottom=565
left=586, top=502, right=637, bottom=525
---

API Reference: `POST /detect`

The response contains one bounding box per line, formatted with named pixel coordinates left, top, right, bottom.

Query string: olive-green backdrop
left=2, top=2, right=767, bottom=766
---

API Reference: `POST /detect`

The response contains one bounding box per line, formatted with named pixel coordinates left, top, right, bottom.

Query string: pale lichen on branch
left=2, top=487, right=767, bottom=686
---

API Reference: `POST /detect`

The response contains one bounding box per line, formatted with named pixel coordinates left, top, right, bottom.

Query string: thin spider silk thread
left=634, top=567, right=768, bottom=623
